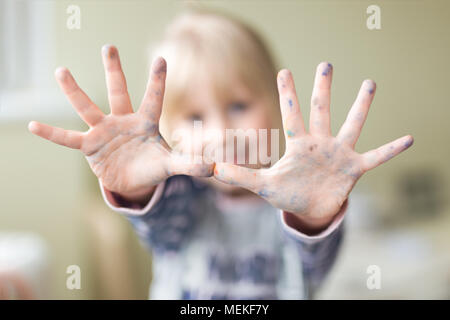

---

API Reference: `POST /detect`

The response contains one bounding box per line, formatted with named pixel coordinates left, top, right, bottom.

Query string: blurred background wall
left=0, top=0, right=449, bottom=299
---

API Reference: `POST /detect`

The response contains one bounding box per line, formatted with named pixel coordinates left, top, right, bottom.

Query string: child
left=28, top=9, right=413, bottom=299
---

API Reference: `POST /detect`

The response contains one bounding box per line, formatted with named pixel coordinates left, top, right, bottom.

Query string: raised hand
left=29, top=45, right=213, bottom=200
left=214, top=62, right=413, bottom=227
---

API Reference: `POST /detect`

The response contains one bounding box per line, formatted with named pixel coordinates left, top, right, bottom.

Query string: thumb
left=167, top=152, right=215, bottom=177
left=213, top=163, right=260, bottom=191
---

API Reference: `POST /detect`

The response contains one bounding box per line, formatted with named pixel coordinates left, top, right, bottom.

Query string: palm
left=258, top=135, right=362, bottom=217
left=82, top=113, right=171, bottom=193
left=29, top=45, right=212, bottom=195
left=214, top=63, right=413, bottom=220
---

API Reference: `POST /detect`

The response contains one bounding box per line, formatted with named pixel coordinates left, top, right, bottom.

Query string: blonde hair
left=151, top=8, right=283, bottom=150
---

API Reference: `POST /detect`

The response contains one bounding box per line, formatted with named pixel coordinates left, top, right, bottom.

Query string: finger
left=362, top=135, right=414, bottom=171
left=213, top=162, right=260, bottom=191
left=54, top=67, right=105, bottom=127
left=166, top=152, right=215, bottom=177
left=277, top=69, right=306, bottom=140
left=310, top=62, right=333, bottom=136
left=138, top=57, right=167, bottom=123
left=101, top=45, right=133, bottom=115
left=28, top=121, right=83, bottom=150
left=337, top=79, right=376, bottom=148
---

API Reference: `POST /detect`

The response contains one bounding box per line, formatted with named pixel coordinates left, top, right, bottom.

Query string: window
left=0, top=0, right=70, bottom=121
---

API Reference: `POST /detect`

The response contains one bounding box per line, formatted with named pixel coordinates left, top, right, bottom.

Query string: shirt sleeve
left=99, top=175, right=206, bottom=254
left=277, top=200, right=347, bottom=298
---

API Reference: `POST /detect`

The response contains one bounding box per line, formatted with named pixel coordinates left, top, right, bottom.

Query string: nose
left=206, top=110, right=229, bottom=141
left=201, top=110, right=230, bottom=162
left=212, top=109, right=229, bottom=130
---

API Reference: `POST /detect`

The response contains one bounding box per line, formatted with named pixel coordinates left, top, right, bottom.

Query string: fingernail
left=364, top=79, right=376, bottom=94
left=102, top=44, right=116, bottom=58
left=28, top=121, right=38, bottom=133
left=404, top=136, right=414, bottom=149
left=102, top=44, right=110, bottom=55
left=153, top=57, right=167, bottom=74
left=321, top=62, right=332, bottom=76
left=55, top=67, right=68, bottom=80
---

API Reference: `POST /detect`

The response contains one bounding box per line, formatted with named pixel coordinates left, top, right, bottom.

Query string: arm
left=29, top=45, right=214, bottom=199
left=28, top=45, right=214, bottom=251
left=214, top=63, right=413, bottom=222
left=101, top=175, right=206, bottom=253
left=279, top=200, right=348, bottom=298
left=213, top=62, right=413, bottom=297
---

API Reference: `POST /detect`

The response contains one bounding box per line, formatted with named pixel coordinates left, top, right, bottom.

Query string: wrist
left=283, top=212, right=334, bottom=235
left=284, top=199, right=348, bottom=236
left=113, top=185, right=156, bottom=206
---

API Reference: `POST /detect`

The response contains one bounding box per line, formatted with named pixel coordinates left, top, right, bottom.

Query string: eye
left=228, top=102, right=248, bottom=114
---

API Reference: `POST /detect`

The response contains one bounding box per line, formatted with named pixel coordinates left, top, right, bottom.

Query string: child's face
left=169, top=72, right=274, bottom=194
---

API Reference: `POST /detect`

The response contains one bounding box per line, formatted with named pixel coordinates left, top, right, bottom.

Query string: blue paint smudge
left=257, top=189, right=272, bottom=198
left=403, top=138, right=413, bottom=149
left=322, top=63, right=332, bottom=76
left=322, top=151, right=332, bottom=159
left=286, top=129, right=295, bottom=137
left=144, top=121, right=158, bottom=135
